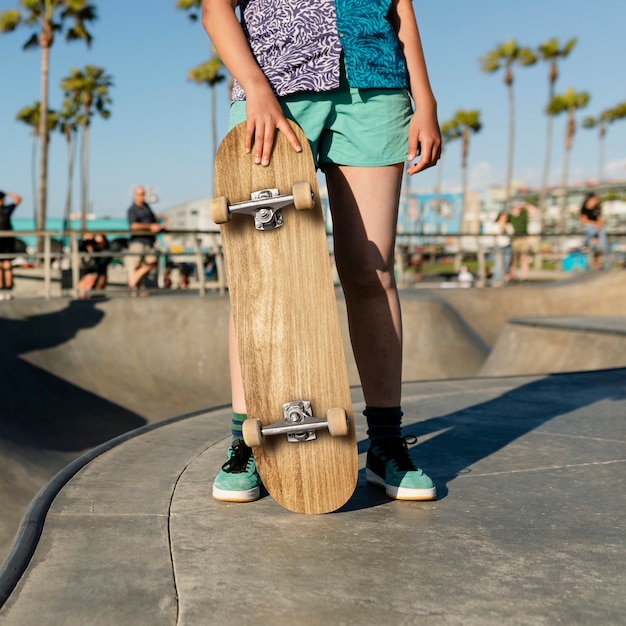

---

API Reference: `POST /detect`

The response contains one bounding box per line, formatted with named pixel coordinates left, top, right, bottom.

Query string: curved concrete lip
left=0, top=405, right=229, bottom=609
left=1, top=370, right=624, bottom=625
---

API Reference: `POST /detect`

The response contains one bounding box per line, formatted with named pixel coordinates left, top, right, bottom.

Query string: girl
left=202, top=0, right=441, bottom=503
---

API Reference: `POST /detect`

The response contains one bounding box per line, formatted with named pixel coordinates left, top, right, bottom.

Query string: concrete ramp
left=419, top=271, right=626, bottom=347
left=0, top=272, right=623, bottom=566
left=0, top=292, right=488, bottom=564
left=1, top=370, right=624, bottom=624
left=479, top=316, right=626, bottom=377
left=399, top=294, right=489, bottom=380
left=0, top=296, right=230, bottom=566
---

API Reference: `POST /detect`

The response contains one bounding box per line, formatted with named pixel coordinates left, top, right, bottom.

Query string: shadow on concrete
left=0, top=300, right=146, bottom=451
left=403, top=369, right=624, bottom=499
left=346, top=368, right=624, bottom=511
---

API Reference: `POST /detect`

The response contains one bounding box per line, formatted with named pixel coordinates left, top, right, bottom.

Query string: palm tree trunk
left=63, top=132, right=75, bottom=234
left=31, top=136, right=38, bottom=223
left=81, top=122, right=90, bottom=231
left=505, top=82, right=515, bottom=213
left=435, top=149, right=444, bottom=196
left=560, top=114, right=573, bottom=232
left=461, top=129, right=469, bottom=232
left=539, top=112, right=554, bottom=230
left=37, top=44, right=51, bottom=256
left=210, top=85, right=217, bottom=194
left=598, top=130, right=605, bottom=184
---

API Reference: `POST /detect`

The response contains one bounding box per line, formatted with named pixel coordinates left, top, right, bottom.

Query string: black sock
left=364, top=406, right=403, bottom=441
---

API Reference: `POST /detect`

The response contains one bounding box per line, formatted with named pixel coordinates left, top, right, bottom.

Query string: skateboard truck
left=242, top=401, right=349, bottom=447
left=210, top=182, right=314, bottom=231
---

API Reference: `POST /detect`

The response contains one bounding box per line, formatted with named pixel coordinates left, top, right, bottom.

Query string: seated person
left=78, top=233, right=111, bottom=298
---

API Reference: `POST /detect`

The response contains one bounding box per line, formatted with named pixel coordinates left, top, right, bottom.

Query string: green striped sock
left=231, top=411, right=247, bottom=441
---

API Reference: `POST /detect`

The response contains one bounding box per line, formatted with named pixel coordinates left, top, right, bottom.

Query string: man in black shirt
left=126, top=186, right=166, bottom=292
left=0, top=190, right=22, bottom=299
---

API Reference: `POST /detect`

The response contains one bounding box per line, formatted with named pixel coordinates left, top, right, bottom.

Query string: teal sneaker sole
left=212, top=484, right=260, bottom=503
left=366, top=468, right=436, bottom=501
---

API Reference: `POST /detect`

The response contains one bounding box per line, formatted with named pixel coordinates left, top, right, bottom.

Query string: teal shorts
left=229, top=83, right=413, bottom=168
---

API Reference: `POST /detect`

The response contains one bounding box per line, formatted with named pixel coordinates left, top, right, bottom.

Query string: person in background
left=0, top=190, right=22, bottom=300
left=78, top=233, right=111, bottom=299
left=580, top=192, right=610, bottom=269
left=508, top=202, right=531, bottom=282
left=126, top=186, right=166, bottom=294
left=492, top=210, right=512, bottom=285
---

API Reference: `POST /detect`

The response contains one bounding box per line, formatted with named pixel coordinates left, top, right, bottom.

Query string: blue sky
left=1, top=0, right=625, bottom=219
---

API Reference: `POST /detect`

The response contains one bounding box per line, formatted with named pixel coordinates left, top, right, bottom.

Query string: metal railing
left=394, top=231, right=626, bottom=288
left=3, top=229, right=226, bottom=299
left=3, top=228, right=624, bottom=299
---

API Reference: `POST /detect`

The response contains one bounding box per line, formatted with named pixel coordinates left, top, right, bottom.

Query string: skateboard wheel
left=326, top=408, right=349, bottom=437
left=210, top=196, right=231, bottom=224
left=292, top=182, right=314, bottom=211
left=242, top=418, right=264, bottom=447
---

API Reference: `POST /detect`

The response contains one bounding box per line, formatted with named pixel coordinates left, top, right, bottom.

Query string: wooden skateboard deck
left=213, top=121, right=357, bottom=514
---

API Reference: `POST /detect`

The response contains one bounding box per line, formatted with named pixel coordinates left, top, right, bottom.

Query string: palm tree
left=188, top=51, right=227, bottom=190
left=435, top=119, right=462, bottom=198
left=444, top=110, right=482, bottom=232
left=16, top=102, right=59, bottom=222
left=177, top=0, right=229, bottom=193
left=548, top=87, right=590, bottom=230
left=0, top=0, right=97, bottom=251
left=60, top=65, right=113, bottom=229
left=479, top=40, right=536, bottom=213
left=582, top=112, right=610, bottom=185
left=57, top=97, right=80, bottom=235
left=583, top=101, right=626, bottom=183
left=15, top=102, right=44, bottom=222
left=536, top=37, right=576, bottom=228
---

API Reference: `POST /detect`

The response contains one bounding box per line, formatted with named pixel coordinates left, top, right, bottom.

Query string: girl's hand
left=244, top=87, right=302, bottom=166
left=406, top=108, right=442, bottom=175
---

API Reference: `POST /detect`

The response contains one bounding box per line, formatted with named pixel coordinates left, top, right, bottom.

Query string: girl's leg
left=229, top=311, right=247, bottom=414
left=325, top=163, right=436, bottom=501
left=324, top=164, right=404, bottom=408
left=212, top=312, right=259, bottom=503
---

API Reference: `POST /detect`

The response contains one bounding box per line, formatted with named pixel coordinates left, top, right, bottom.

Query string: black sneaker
left=212, top=439, right=261, bottom=502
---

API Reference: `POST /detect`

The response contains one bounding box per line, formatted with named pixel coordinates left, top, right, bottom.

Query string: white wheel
left=242, top=418, right=264, bottom=447
left=292, top=182, right=314, bottom=210
left=326, top=408, right=349, bottom=437
left=210, top=196, right=231, bottom=224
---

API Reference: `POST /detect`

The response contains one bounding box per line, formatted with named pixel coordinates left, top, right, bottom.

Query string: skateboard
left=212, top=120, right=358, bottom=514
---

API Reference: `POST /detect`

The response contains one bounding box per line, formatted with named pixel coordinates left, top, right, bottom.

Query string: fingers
left=406, top=112, right=442, bottom=175
left=277, top=118, right=302, bottom=155
left=243, top=120, right=275, bottom=166
left=244, top=106, right=302, bottom=166
left=407, top=137, right=441, bottom=175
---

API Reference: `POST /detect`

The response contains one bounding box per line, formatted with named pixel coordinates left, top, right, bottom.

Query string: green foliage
left=60, top=65, right=113, bottom=125
left=548, top=87, right=590, bottom=115
left=0, top=0, right=97, bottom=48
left=537, top=37, right=577, bottom=60
left=16, top=101, right=59, bottom=134
left=188, top=51, right=226, bottom=87
left=176, top=0, right=202, bottom=21
left=479, top=39, right=537, bottom=77
left=0, top=9, right=21, bottom=32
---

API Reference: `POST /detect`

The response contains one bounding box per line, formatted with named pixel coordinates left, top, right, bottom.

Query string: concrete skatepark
left=0, top=271, right=624, bottom=623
